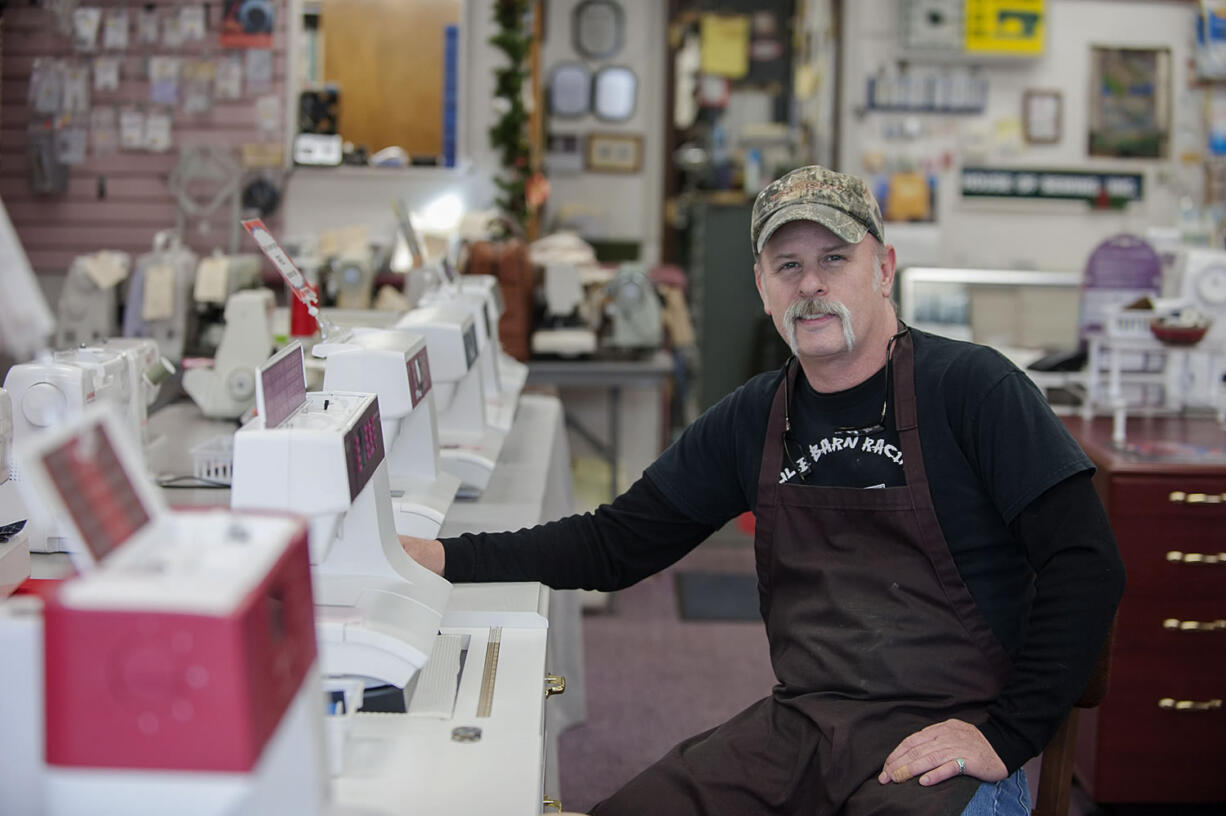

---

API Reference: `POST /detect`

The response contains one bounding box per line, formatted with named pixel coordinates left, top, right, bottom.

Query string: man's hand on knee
left=399, top=535, right=445, bottom=576
left=877, top=719, right=1007, bottom=786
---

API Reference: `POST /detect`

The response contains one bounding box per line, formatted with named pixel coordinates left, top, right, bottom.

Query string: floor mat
left=674, top=571, right=761, bottom=622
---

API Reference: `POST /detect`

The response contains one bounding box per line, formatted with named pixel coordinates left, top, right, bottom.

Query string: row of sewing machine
left=0, top=249, right=564, bottom=814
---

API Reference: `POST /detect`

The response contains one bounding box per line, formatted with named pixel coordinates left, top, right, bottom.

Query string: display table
left=527, top=350, right=674, bottom=501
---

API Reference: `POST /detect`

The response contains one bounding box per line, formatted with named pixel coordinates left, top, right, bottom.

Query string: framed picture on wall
left=1023, top=89, right=1062, bottom=144
left=1088, top=46, right=1170, bottom=158
left=585, top=132, right=642, bottom=173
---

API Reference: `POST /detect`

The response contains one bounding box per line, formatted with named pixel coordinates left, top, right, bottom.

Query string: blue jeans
left=960, top=768, right=1031, bottom=816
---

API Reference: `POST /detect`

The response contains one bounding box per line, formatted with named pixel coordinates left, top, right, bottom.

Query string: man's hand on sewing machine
left=877, top=718, right=1007, bottom=786
left=399, top=535, right=445, bottom=576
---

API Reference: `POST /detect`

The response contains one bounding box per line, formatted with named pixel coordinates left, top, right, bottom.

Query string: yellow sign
left=700, top=14, right=750, bottom=78
left=964, top=0, right=1045, bottom=55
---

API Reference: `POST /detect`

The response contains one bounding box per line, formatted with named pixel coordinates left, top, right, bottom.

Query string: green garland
left=489, top=0, right=533, bottom=233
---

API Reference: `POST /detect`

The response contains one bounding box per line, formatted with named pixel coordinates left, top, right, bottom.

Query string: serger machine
left=419, top=272, right=525, bottom=432
left=0, top=405, right=331, bottom=816
left=182, top=289, right=276, bottom=419
left=100, top=336, right=175, bottom=450
left=230, top=343, right=451, bottom=688
left=0, top=389, right=30, bottom=597
left=316, top=328, right=460, bottom=538
left=52, top=346, right=133, bottom=441
left=397, top=302, right=505, bottom=496
left=55, top=251, right=129, bottom=349
left=124, top=230, right=198, bottom=364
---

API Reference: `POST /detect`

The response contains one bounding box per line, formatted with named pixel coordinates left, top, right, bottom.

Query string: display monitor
left=41, top=420, right=150, bottom=563
left=257, top=343, right=307, bottom=428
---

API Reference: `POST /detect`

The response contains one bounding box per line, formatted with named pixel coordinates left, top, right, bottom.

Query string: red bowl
left=1150, top=320, right=1209, bottom=346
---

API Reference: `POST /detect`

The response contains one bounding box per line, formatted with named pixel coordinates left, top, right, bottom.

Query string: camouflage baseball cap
left=750, top=166, right=885, bottom=255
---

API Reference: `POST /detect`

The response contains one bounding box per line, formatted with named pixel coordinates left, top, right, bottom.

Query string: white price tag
left=142, top=263, right=176, bottom=321
left=194, top=256, right=230, bottom=303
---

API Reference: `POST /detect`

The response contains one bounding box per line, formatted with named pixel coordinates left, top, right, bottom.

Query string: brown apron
left=592, top=330, right=1013, bottom=816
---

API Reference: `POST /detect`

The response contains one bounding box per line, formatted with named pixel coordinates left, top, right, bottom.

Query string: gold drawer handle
left=1158, top=697, right=1223, bottom=712
left=1166, top=551, right=1226, bottom=565
left=544, top=674, right=566, bottom=698
left=1163, top=618, right=1226, bottom=632
left=1168, top=491, right=1226, bottom=504
left=542, top=797, right=563, bottom=812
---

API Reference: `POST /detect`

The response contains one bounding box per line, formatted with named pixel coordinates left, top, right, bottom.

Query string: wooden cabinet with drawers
left=1063, top=416, right=1226, bottom=804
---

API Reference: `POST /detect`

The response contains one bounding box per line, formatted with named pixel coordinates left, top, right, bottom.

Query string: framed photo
left=585, top=132, right=642, bottom=173
left=1088, top=46, right=1170, bottom=158
left=1023, top=89, right=1062, bottom=144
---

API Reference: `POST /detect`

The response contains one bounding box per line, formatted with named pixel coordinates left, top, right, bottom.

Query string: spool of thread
left=290, top=283, right=319, bottom=337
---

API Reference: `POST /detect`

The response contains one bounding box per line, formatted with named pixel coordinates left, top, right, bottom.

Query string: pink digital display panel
left=42, top=424, right=149, bottom=563
left=343, top=399, right=384, bottom=502
left=260, top=345, right=306, bottom=428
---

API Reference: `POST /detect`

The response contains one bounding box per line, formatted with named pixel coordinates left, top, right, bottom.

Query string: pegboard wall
left=0, top=0, right=289, bottom=275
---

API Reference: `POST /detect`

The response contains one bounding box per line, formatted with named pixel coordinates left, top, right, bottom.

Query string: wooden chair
left=1033, top=622, right=1117, bottom=816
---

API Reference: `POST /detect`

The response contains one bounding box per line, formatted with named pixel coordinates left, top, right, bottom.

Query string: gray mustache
left=785, top=298, right=847, bottom=322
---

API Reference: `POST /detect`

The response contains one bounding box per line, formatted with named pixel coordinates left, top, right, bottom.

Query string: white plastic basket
left=1104, top=305, right=1156, bottom=339
left=190, top=434, right=234, bottom=485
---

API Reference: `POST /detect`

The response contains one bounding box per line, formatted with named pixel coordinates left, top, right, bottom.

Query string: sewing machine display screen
left=42, top=422, right=149, bottom=562
left=343, top=399, right=384, bottom=501
left=407, top=348, right=432, bottom=409
left=260, top=344, right=306, bottom=428
left=463, top=325, right=478, bottom=370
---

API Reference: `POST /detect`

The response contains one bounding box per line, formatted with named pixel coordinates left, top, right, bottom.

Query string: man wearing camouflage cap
left=402, top=166, right=1123, bottom=816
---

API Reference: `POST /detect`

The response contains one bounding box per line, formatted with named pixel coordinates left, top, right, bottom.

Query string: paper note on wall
left=700, top=14, right=750, bottom=79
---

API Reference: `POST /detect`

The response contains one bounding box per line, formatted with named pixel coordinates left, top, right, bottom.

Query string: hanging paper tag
left=82, top=251, right=129, bottom=290
left=194, top=256, right=231, bottom=303
left=142, top=262, right=176, bottom=321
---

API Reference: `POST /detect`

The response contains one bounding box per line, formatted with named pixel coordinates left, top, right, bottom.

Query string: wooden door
left=320, top=0, right=461, bottom=156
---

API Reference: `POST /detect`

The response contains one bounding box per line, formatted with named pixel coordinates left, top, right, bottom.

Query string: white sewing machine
left=53, top=346, right=133, bottom=441
left=230, top=343, right=451, bottom=689
left=1169, top=248, right=1226, bottom=402
left=317, top=328, right=460, bottom=538
left=183, top=289, right=277, bottom=419
left=532, top=262, right=598, bottom=357
left=55, top=251, right=129, bottom=349
left=0, top=389, right=29, bottom=597
left=0, top=359, right=96, bottom=554
left=460, top=273, right=529, bottom=391
left=0, top=405, right=331, bottom=816
left=100, top=336, right=175, bottom=450
left=420, top=273, right=525, bottom=432
left=397, top=302, right=505, bottom=496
